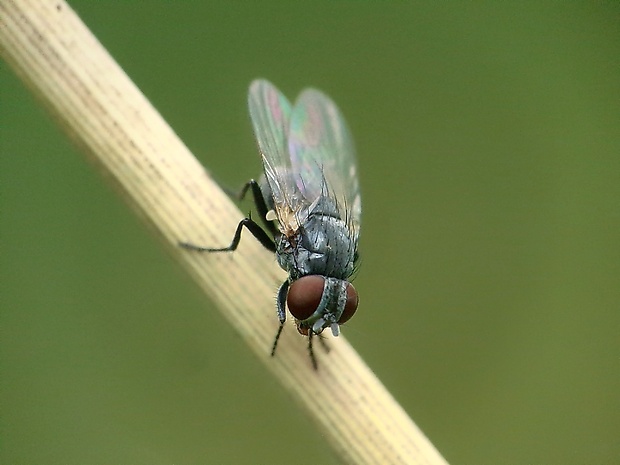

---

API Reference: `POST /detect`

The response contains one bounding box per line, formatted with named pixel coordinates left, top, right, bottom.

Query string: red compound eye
left=287, top=275, right=325, bottom=321
left=287, top=276, right=359, bottom=325
left=338, top=283, right=358, bottom=324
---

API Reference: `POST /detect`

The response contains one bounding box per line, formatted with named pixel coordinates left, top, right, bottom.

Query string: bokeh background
left=2, top=2, right=619, bottom=464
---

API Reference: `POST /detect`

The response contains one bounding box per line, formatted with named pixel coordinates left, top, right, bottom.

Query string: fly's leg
left=316, top=333, right=330, bottom=353
left=271, top=280, right=289, bottom=357
left=306, top=333, right=331, bottom=370
left=270, top=280, right=327, bottom=370
left=179, top=217, right=276, bottom=253
left=182, top=179, right=277, bottom=253
left=238, top=179, right=278, bottom=237
left=308, top=333, right=318, bottom=370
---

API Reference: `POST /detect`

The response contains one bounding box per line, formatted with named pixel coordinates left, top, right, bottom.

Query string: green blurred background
left=2, top=2, right=619, bottom=464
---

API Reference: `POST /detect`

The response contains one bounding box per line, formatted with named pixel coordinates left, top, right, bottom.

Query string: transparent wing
left=288, top=88, right=361, bottom=239
left=248, top=80, right=304, bottom=230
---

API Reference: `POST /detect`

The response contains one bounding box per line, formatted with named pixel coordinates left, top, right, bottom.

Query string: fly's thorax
left=275, top=214, right=356, bottom=279
left=275, top=211, right=357, bottom=281
left=286, top=275, right=358, bottom=337
left=301, top=213, right=356, bottom=278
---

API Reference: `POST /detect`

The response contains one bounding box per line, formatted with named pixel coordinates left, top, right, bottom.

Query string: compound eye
left=338, top=283, right=358, bottom=325
left=287, top=275, right=325, bottom=321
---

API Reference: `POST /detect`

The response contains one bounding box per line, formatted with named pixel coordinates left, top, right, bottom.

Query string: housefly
left=180, top=79, right=361, bottom=369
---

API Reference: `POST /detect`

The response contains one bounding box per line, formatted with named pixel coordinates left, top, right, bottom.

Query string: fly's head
left=287, top=275, right=358, bottom=337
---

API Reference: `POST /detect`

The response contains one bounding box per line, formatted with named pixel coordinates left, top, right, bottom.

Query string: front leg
left=271, top=280, right=289, bottom=357
left=179, top=217, right=276, bottom=253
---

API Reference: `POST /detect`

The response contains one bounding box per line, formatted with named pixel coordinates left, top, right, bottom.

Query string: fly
left=180, top=79, right=361, bottom=369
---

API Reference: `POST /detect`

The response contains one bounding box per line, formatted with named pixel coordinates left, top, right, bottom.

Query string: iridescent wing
left=288, top=88, right=361, bottom=241
left=248, top=80, right=304, bottom=232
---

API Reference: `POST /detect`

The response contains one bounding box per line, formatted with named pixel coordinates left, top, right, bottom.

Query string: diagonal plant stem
left=0, top=1, right=449, bottom=464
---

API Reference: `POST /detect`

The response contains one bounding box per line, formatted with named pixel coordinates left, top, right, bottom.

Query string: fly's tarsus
left=271, top=323, right=285, bottom=358
left=308, top=332, right=318, bottom=370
